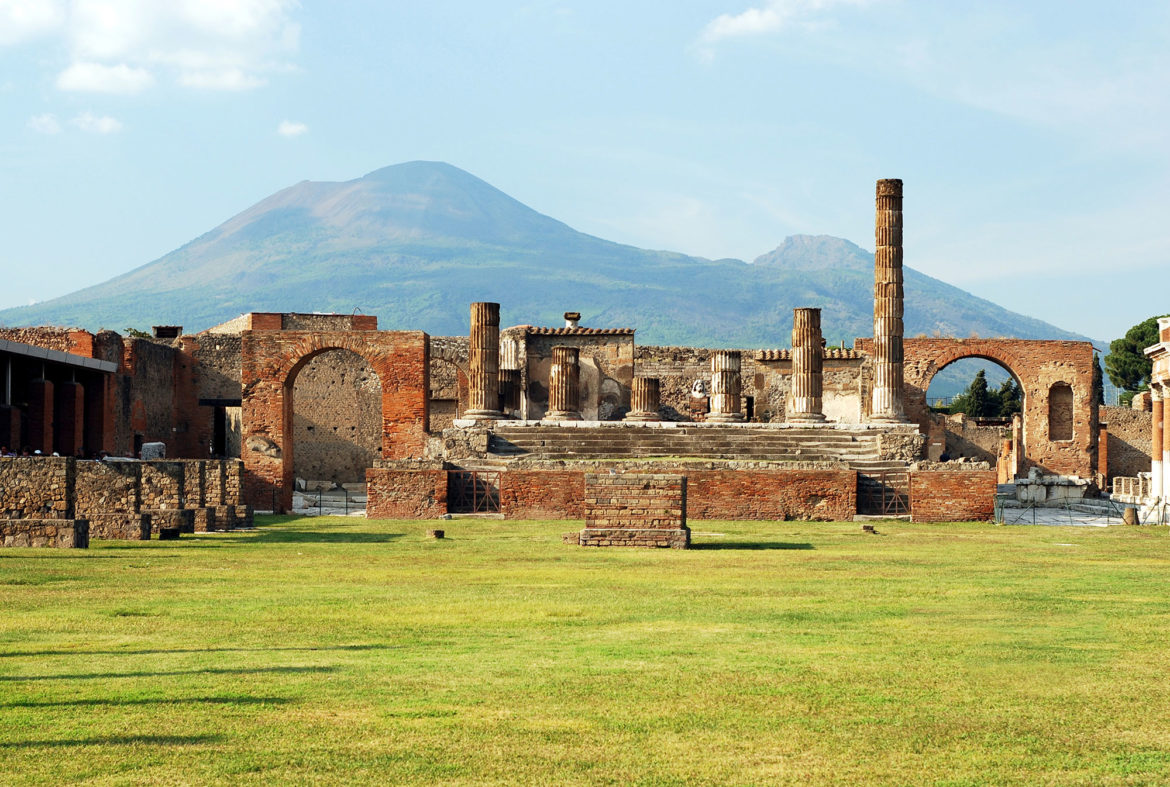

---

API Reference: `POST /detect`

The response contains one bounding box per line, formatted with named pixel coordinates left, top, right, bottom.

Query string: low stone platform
left=1, top=518, right=89, bottom=548
left=567, top=473, right=689, bottom=549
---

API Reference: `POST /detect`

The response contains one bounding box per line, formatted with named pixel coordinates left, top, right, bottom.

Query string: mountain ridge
left=0, top=161, right=1090, bottom=348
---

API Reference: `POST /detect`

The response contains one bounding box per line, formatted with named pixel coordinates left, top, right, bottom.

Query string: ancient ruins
left=2, top=178, right=1155, bottom=547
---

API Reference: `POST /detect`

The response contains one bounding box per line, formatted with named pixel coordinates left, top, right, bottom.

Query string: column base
left=705, top=413, right=745, bottom=423
left=869, top=415, right=909, bottom=424
left=463, top=409, right=504, bottom=420
left=623, top=412, right=661, bottom=422
left=787, top=413, right=828, bottom=424
left=543, top=410, right=582, bottom=421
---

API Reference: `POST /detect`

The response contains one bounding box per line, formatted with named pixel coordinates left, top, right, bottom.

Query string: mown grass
left=2, top=516, right=1169, bottom=785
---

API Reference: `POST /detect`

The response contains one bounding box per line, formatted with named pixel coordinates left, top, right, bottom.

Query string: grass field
left=2, top=516, right=1170, bottom=785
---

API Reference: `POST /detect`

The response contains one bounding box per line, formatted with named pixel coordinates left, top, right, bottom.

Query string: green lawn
left=2, top=516, right=1169, bottom=785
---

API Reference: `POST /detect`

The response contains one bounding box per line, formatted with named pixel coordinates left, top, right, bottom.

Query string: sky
left=1, top=0, right=1168, bottom=343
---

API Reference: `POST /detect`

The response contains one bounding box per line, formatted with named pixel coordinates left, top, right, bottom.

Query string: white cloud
left=13, top=0, right=299, bottom=93
left=701, top=0, right=872, bottom=44
left=277, top=120, right=308, bottom=137
left=71, top=112, right=123, bottom=133
left=0, top=0, right=64, bottom=46
left=27, top=113, right=61, bottom=134
left=56, top=61, right=154, bottom=93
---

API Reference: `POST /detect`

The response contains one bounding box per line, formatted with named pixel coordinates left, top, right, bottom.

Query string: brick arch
left=900, top=338, right=1095, bottom=477
left=241, top=329, right=429, bottom=511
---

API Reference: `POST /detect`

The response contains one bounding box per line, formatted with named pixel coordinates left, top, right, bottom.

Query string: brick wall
left=499, top=470, right=585, bottom=519
left=292, top=349, right=382, bottom=484
left=365, top=468, right=447, bottom=519
left=578, top=473, right=688, bottom=548
left=909, top=470, right=996, bottom=523
left=685, top=469, right=855, bottom=521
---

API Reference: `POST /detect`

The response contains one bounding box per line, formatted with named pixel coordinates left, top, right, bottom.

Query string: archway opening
left=290, top=348, right=382, bottom=489
left=926, top=357, right=1022, bottom=466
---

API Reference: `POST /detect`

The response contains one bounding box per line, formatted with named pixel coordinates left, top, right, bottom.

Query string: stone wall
left=0, top=457, right=74, bottom=518
left=516, top=329, right=634, bottom=421
left=938, top=414, right=1007, bottom=464
left=292, top=349, right=382, bottom=485
left=499, top=470, right=585, bottom=519
left=685, top=469, right=855, bottom=521
left=909, top=470, right=996, bottom=523
left=1, top=518, right=88, bottom=548
left=576, top=473, right=688, bottom=548
left=1102, top=406, right=1151, bottom=480
left=365, top=468, right=447, bottom=519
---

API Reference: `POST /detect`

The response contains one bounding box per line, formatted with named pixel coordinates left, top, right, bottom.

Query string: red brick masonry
left=571, top=473, right=689, bottom=549
left=909, top=470, right=996, bottom=523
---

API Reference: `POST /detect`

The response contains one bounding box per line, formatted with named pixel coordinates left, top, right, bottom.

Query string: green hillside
left=0, top=161, right=1087, bottom=348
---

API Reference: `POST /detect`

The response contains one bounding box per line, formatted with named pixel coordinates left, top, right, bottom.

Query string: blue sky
left=2, top=0, right=1168, bottom=342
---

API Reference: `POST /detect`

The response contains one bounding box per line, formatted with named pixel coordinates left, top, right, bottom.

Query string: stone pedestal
left=788, top=308, right=827, bottom=423
left=544, top=346, right=582, bottom=421
left=624, top=377, right=661, bottom=421
left=707, top=351, right=744, bottom=423
left=465, top=301, right=503, bottom=419
left=871, top=179, right=907, bottom=423
left=568, top=473, right=689, bottom=549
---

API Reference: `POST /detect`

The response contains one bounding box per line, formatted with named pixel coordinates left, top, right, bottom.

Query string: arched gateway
left=900, top=338, right=1096, bottom=477
left=240, top=329, right=429, bottom=512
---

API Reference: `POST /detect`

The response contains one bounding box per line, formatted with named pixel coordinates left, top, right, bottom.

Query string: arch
left=240, top=329, right=429, bottom=512
left=898, top=337, right=1096, bottom=478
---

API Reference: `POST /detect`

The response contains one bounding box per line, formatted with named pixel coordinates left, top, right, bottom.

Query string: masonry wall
left=1102, top=405, right=1151, bottom=480
left=909, top=470, right=996, bottom=523
left=365, top=468, right=447, bottom=519
left=685, top=469, right=856, bottom=521
left=516, top=331, right=634, bottom=421
left=579, top=473, right=688, bottom=548
left=0, top=457, right=73, bottom=518
left=499, top=470, right=585, bottom=519
left=292, top=349, right=383, bottom=485
left=940, top=414, right=1007, bottom=464
left=1, top=519, right=88, bottom=548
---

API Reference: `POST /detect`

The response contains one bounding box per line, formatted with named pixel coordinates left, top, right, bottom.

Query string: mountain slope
left=0, top=161, right=1087, bottom=347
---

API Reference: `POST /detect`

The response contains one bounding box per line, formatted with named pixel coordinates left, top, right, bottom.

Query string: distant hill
left=0, top=161, right=1089, bottom=351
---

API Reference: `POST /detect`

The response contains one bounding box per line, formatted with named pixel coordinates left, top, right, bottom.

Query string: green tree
left=950, top=369, right=991, bottom=417
left=1092, top=353, right=1104, bottom=407
left=1106, top=316, right=1169, bottom=396
left=995, top=378, right=1022, bottom=418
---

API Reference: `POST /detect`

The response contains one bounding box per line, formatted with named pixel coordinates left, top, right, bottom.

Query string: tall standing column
left=871, top=178, right=907, bottom=422
left=707, top=351, right=745, bottom=423
left=544, top=346, right=582, bottom=421
left=788, top=307, right=827, bottom=423
left=465, top=302, right=503, bottom=419
left=624, top=377, right=661, bottom=422
left=1152, top=387, right=1164, bottom=499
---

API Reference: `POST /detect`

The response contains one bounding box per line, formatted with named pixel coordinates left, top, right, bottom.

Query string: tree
left=995, top=378, right=1022, bottom=418
left=950, top=369, right=991, bottom=417
left=1106, top=316, right=1170, bottom=396
left=1092, top=353, right=1104, bottom=407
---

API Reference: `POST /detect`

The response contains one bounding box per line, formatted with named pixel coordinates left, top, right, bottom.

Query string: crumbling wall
left=366, top=467, right=447, bottom=519
left=1102, top=405, right=1151, bottom=480
left=521, top=331, right=634, bottom=420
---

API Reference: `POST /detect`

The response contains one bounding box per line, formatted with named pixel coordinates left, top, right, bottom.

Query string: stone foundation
left=1, top=518, right=89, bottom=548
left=569, top=473, right=689, bottom=548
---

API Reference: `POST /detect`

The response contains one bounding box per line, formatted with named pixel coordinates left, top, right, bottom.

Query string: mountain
left=0, top=161, right=1088, bottom=349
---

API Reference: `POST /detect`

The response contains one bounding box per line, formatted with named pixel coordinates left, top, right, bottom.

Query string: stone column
left=544, top=346, right=582, bottom=421
left=1152, top=387, right=1164, bottom=499
left=465, top=302, right=502, bottom=419
left=707, top=351, right=745, bottom=423
left=870, top=178, right=907, bottom=422
left=1162, top=385, right=1170, bottom=501
left=788, top=307, right=827, bottom=423
left=624, top=377, right=661, bottom=422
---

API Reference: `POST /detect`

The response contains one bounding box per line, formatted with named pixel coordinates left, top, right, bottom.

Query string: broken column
left=788, top=307, right=827, bottom=423
left=465, top=301, right=503, bottom=419
left=624, top=377, right=661, bottom=422
left=544, top=346, right=582, bottom=421
left=1156, top=386, right=1166, bottom=499
left=871, top=178, right=907, bottom=422
left=707, top=350, right=745, bottom=423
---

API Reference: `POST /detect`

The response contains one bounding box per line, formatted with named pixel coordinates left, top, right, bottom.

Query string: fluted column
left=707, top=351, right=745, bottom=423
left=544, top=346, right=582, bottom=421
left=1153, top=388, right=1164, bottom=499
left=871, top=178, right=907, bottom=422
left=788, top=307, right=827, bottom=423
left=466, top=302, right=502, bottom=418
left=624, top=377, right=661, bottom=421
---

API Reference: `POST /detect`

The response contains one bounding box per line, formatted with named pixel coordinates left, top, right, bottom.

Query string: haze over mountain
left=0, top=161, right=1088, bottom=350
